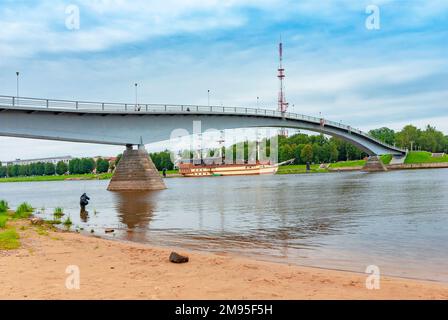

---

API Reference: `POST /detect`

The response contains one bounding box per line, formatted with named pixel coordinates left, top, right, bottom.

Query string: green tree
left=56, top=161, right=68, bottom=175
left=18, top=164, right=30, bottom=176
left=69, top=158, right=81, bottom=174
left=0, top=166, right=7, bottom=178
left=149, top=151, right=174, bottom=170
left=44, top=162, right=56, bottom=175
left=369, top=127, right=396, bottom=145
left=96, top=158, right=110, bottom=173
left=300, top=144, right=314, bottom=163
left=7, top=165, right=19, bottom=177
left=279, top=144, right=295, bottom=163
left=80, top=158, right=95, bottom=174
left=35, top=162, right=45, bottom=176
left=396, top=125, right=421, bottom=151
left=419, top=125, right=445, bottom=152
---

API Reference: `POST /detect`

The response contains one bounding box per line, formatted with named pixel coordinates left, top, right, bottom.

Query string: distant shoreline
left=1, top=159, right=448, bottom=183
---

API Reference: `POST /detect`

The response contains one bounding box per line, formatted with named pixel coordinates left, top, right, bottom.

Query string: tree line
left=279, top=124, right=447, bottom=164
left=0, top=157, right=111, bottom=178
left=369, top=125, right=448, bottom=153
left=1, top=124, right=445, bottom=178
left=178, top=124, right=447, bottom=165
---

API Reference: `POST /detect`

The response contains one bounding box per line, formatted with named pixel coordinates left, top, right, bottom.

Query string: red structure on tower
left=277, top=41, right=288, bottom=113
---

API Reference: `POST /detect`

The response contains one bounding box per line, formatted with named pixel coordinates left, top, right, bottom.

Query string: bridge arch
left=0, top=95, right=405, bottom=156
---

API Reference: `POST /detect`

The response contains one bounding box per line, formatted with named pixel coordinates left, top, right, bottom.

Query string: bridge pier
left=107, top=144, right=167, bottom=191
left=362, top=156, right=388, bottom=172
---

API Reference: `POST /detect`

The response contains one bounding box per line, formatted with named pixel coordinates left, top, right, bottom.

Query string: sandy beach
left=1, top=220, right=447, bottom=300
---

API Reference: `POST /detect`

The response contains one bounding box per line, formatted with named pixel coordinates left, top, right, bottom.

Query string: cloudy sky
left=0, top=0, right=447, bottom=161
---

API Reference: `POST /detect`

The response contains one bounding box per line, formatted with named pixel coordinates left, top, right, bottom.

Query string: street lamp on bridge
left=16, top=72, right=20, bottom=98
left=134, top=83, right=140, bottom=111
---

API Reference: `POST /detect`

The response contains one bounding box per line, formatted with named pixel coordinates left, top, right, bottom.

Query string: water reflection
left=1, top=170, right=448, bottom=282
left=80, top=209, right=89, bottom=223
left=112, top=191, right=158, bottom=230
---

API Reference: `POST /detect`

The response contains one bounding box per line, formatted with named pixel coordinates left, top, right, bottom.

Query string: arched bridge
left=0, top=95, right=405, bottom=156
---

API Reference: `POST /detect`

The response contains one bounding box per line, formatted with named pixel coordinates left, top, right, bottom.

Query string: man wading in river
left=80, top=193, right=90, bottom=211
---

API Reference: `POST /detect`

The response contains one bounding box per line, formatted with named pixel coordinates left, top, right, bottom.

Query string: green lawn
left=0, top=215, right=8, bottom=229
left=0, top=170, right=179, bottom=183
left=0, top=173, right=113, bottom=183
left=329, top=160, right=366, bottom=169
left=162, top=170, right=179, bottom=175
left=277, top=164, right=328, bottom=174
left=380, top=154, right=393, bottom=165
left=405, top=151, right=448, bottom=164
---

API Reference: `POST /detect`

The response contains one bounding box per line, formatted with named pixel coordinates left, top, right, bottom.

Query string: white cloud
left=0, top=0, right=447, bottom=160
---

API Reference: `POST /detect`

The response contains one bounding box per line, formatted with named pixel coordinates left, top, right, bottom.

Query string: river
left=1, top=169, right=447, bottom=282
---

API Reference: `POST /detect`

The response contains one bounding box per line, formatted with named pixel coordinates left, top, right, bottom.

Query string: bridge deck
left=0, top=95, right=406, bottom=155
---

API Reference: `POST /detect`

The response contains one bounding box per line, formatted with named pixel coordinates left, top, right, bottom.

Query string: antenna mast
left=277, top=39, right=289, bottom=136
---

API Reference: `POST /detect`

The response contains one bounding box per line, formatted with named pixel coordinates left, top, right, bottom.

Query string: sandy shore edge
left=1, top=220, right=447, bottom=300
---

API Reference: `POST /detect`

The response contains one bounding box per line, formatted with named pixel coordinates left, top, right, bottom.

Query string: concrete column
left=107, top=145, right=167, bottom=191
left=362, top=156, right=387, bottom=172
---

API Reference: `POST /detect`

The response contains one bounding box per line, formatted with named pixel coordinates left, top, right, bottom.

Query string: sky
left=0, top=0, right=447, bottom=161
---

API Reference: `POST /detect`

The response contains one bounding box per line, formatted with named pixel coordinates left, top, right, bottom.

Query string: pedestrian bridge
left=0, top=95, right=405, bottom=156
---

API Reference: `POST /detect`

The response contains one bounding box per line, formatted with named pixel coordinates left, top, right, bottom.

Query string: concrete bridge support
left=107, top=145, right=166, bottom=191
left=362, top=156, right=388, bottom=172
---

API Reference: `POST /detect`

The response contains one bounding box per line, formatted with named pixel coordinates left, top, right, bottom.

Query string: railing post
left=125, top=104, right=127, bottom=111
left=76, top=101, right=78, bottom=110
left=12, top=96, right=15, bottom=106
left=146, top=104, right=148, bottom=112
left=46, top=99, right=49, bottom=108
left=165, top=105, right=167, bottom=112
left=102, top=103, right=105, bottom=111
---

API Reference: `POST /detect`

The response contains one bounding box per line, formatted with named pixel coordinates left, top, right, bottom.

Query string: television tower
left=277, top=40, right=289, bottom=136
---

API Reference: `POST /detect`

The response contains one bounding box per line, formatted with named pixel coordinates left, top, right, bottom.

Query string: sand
left=1, top=220, right=447, bottom=300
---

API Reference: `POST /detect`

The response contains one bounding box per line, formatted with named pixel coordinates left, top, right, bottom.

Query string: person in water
left=80, top=193, right=90, bottom=209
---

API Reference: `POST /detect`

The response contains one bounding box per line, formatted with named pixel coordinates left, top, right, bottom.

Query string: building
left=4, top=156, right=72, bottom=166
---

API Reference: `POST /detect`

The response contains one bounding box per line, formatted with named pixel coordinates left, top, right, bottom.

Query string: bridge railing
left=0, top=95, right=405, bottom=152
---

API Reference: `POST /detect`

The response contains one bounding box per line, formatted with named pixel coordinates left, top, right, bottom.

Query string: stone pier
left=107, top=145, right=166, bottom=191
left=362, top=156, right=388, bottom=172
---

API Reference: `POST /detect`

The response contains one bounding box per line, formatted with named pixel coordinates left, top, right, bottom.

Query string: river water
left=1, top=169, right=448, bottom=282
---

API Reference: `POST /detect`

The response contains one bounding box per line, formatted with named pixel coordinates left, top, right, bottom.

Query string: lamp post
left=134, top=83, right=138, bottom=111
left=207, top=89, right=210, bottom=107
left=16, top=71, right=20, bottom=99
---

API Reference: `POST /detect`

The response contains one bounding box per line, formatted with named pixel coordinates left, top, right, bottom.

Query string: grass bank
left=277, top=164, right=328, bottom=174
left=329, top=160, right=365, bottom=169
left=0, top=173, right=112, bottom=183
left=404, top=151, right=448, bottom=164
left=0, top=170, right=180, bottom=183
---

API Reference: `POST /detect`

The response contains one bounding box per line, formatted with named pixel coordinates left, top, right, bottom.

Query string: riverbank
left=1, top=219, right=447, bottom=299
left=0, top=171, right=179, bottom=183
left=1, top=151, right=448, bottom=182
